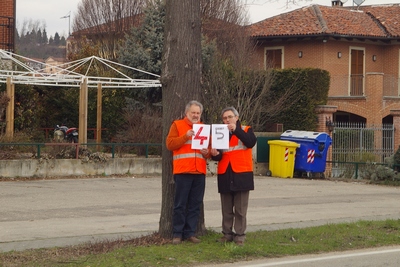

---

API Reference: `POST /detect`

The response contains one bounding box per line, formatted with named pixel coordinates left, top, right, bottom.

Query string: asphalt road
left=203, top=246, right=400, bottom=267
left=1, top=176, right=400, bottom=265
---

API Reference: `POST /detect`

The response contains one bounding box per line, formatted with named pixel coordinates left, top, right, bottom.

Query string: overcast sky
left=15, top=0, right=400, bottom=38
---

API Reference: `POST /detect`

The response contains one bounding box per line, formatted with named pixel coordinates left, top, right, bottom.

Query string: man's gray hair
left=221, top=106, right=239, bottom=117
left=185, top=100, right=203, bottom=113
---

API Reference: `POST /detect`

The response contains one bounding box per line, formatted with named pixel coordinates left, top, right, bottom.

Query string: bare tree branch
left=72, top=0, right=146, bottom=59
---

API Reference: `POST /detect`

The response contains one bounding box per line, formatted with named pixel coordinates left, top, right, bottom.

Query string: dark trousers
left=173, top=173, right=205, bottom=239
left=220, top=190, right=249, bottom=242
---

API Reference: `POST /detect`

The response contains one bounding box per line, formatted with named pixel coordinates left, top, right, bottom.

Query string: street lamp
left=326, top=117, right=335, bottom=132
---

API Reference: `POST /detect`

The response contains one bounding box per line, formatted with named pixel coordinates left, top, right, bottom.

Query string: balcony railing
left=350, top=74, right=364, bottom=96
left=329, top=74, right=400, bottom=97
left=383, top=75, right=399, bottom=97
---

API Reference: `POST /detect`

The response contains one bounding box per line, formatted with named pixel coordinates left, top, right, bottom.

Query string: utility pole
left=60, top=11, right=71, bottom=36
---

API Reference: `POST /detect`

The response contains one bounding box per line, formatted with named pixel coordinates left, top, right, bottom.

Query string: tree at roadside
left=159, top=0, right=203, bottom=238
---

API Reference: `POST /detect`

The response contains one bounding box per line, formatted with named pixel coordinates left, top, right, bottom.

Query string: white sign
left=191, top=124, right=210, bottom=149
left=212, top=124, right=229, bottom=149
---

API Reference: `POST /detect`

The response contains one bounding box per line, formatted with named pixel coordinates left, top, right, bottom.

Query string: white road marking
left=247, top=248, right=400, bottom=266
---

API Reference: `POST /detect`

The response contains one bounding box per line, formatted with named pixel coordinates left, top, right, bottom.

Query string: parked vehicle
left=54, top=125, right=78, bottom=143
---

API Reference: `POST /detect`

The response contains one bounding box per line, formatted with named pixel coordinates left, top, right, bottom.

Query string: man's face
left=222, top=110, right=238, bottom=124
left=186, top=105, right=202, bottom=124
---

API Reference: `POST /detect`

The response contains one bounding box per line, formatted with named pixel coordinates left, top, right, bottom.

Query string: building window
left=265, top=47, right=283, bottom=69
left=350, top=48, right=365, bottom=96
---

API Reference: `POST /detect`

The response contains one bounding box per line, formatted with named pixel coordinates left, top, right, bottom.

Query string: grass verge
left=1, top=219, right=400, bottom=266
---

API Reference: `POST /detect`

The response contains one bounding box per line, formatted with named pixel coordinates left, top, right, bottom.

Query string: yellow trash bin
left=267, top=140, right=300, bottom=178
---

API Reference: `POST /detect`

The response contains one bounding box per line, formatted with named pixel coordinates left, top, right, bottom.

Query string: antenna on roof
left=353, top=0, right=365, bottom=7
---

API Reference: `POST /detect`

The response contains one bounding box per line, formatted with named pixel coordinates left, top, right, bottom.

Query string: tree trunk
left=159, top=0, right=203, bottom=238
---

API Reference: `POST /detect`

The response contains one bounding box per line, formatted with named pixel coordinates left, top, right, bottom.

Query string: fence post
left=37, top=144, right=41, bottom=158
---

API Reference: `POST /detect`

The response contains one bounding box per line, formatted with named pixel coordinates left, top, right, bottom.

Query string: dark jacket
left=211, top=120, right=257, bottom=193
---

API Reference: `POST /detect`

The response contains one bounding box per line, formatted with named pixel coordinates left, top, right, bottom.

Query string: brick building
left=0, top=0, right=16, bottom=52
left=248, top=1, right=400, bottom=149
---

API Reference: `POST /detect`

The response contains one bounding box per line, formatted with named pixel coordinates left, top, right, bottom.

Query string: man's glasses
left=222, top=115, right=235, bottom=120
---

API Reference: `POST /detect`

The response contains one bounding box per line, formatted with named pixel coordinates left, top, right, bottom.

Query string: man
left=166, top=100, right=210, bottom=245
left=210, top=107, right=257, bottom=246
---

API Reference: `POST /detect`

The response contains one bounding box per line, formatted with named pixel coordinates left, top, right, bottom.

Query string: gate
left=331, top=122, right=394, bottom=177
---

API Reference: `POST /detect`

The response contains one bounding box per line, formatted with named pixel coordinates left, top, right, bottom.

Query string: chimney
left=331, top=0, right=344, bottom=7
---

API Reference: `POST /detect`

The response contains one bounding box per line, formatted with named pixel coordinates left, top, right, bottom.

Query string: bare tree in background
left=201, top=1, right=264, bottom=126
left=72, top=0, right=145, bottom=59
left=202, top=1, right=300, bottom=130
left=201, top=0, right=249, bottom=24
left=159, top=0, right=203, bottom=238
left=244, top=0, right=313, bottom=9
left=203, top=58, right=300, bottom=130
left=17, top=19, right=47, bottom=38
left=201, top=0, right=249, bottom=57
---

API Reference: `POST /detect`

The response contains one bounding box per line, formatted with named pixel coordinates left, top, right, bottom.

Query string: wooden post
left=96, top=83, right=102, bottom=150
left=5, top=77, right=14, bottom=140
left=79, top=78, right=88, bottom=145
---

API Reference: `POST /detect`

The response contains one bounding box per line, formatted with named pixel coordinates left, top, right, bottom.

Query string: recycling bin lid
left=268, top=140, right=300, bottom=147
left=281, top=130, right=327, bottom=140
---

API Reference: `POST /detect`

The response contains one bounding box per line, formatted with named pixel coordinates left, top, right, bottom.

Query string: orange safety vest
left=172, top=120, right=207, bottom=174
left=217, top=126, right=253, bottom=174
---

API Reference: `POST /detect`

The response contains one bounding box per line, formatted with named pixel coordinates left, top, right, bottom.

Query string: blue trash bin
left=280, top=130, right=332, bottom=178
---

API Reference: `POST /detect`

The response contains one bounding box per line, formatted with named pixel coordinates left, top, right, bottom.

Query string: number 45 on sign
left=191, top=124, right=229, bottom=150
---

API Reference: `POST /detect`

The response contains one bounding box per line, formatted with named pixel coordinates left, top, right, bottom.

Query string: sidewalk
left=1, top=176, right=400, bottom=252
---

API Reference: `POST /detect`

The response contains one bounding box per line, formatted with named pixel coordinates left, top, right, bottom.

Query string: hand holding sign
left=212, top=124, right=229, bottom=149
left=191, top=124, right=210, bottom=149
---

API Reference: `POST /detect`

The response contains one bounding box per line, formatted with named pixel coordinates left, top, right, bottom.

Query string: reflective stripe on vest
left=217, top=125, right=253, bottom=174
left=171, top=119, right=207, bottom=174
left=173, top=153, right=205, bottom=160
left=221, top=126, right=248, bottom=152
left=222, top=140, right=247, bottom=152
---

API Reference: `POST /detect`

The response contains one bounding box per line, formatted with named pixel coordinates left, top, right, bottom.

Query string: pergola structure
left=0, top=49, right=162, bottom=143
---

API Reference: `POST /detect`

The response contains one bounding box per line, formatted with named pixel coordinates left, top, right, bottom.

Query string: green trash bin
left=267, top=140, right=300, bottom=178
left=256, top=136, right=280, bottom=163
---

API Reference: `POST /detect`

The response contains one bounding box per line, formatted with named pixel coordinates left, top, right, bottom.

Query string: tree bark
left=159, top=0, right=203, bottom=238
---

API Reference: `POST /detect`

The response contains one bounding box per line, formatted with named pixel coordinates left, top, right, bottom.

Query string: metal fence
left=331, top=122, right=395, bottom=178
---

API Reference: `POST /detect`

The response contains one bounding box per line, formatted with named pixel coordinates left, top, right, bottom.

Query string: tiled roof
left=359, top=5, right=400, bottom=37
left=248, top=4, right=400, bottom=39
